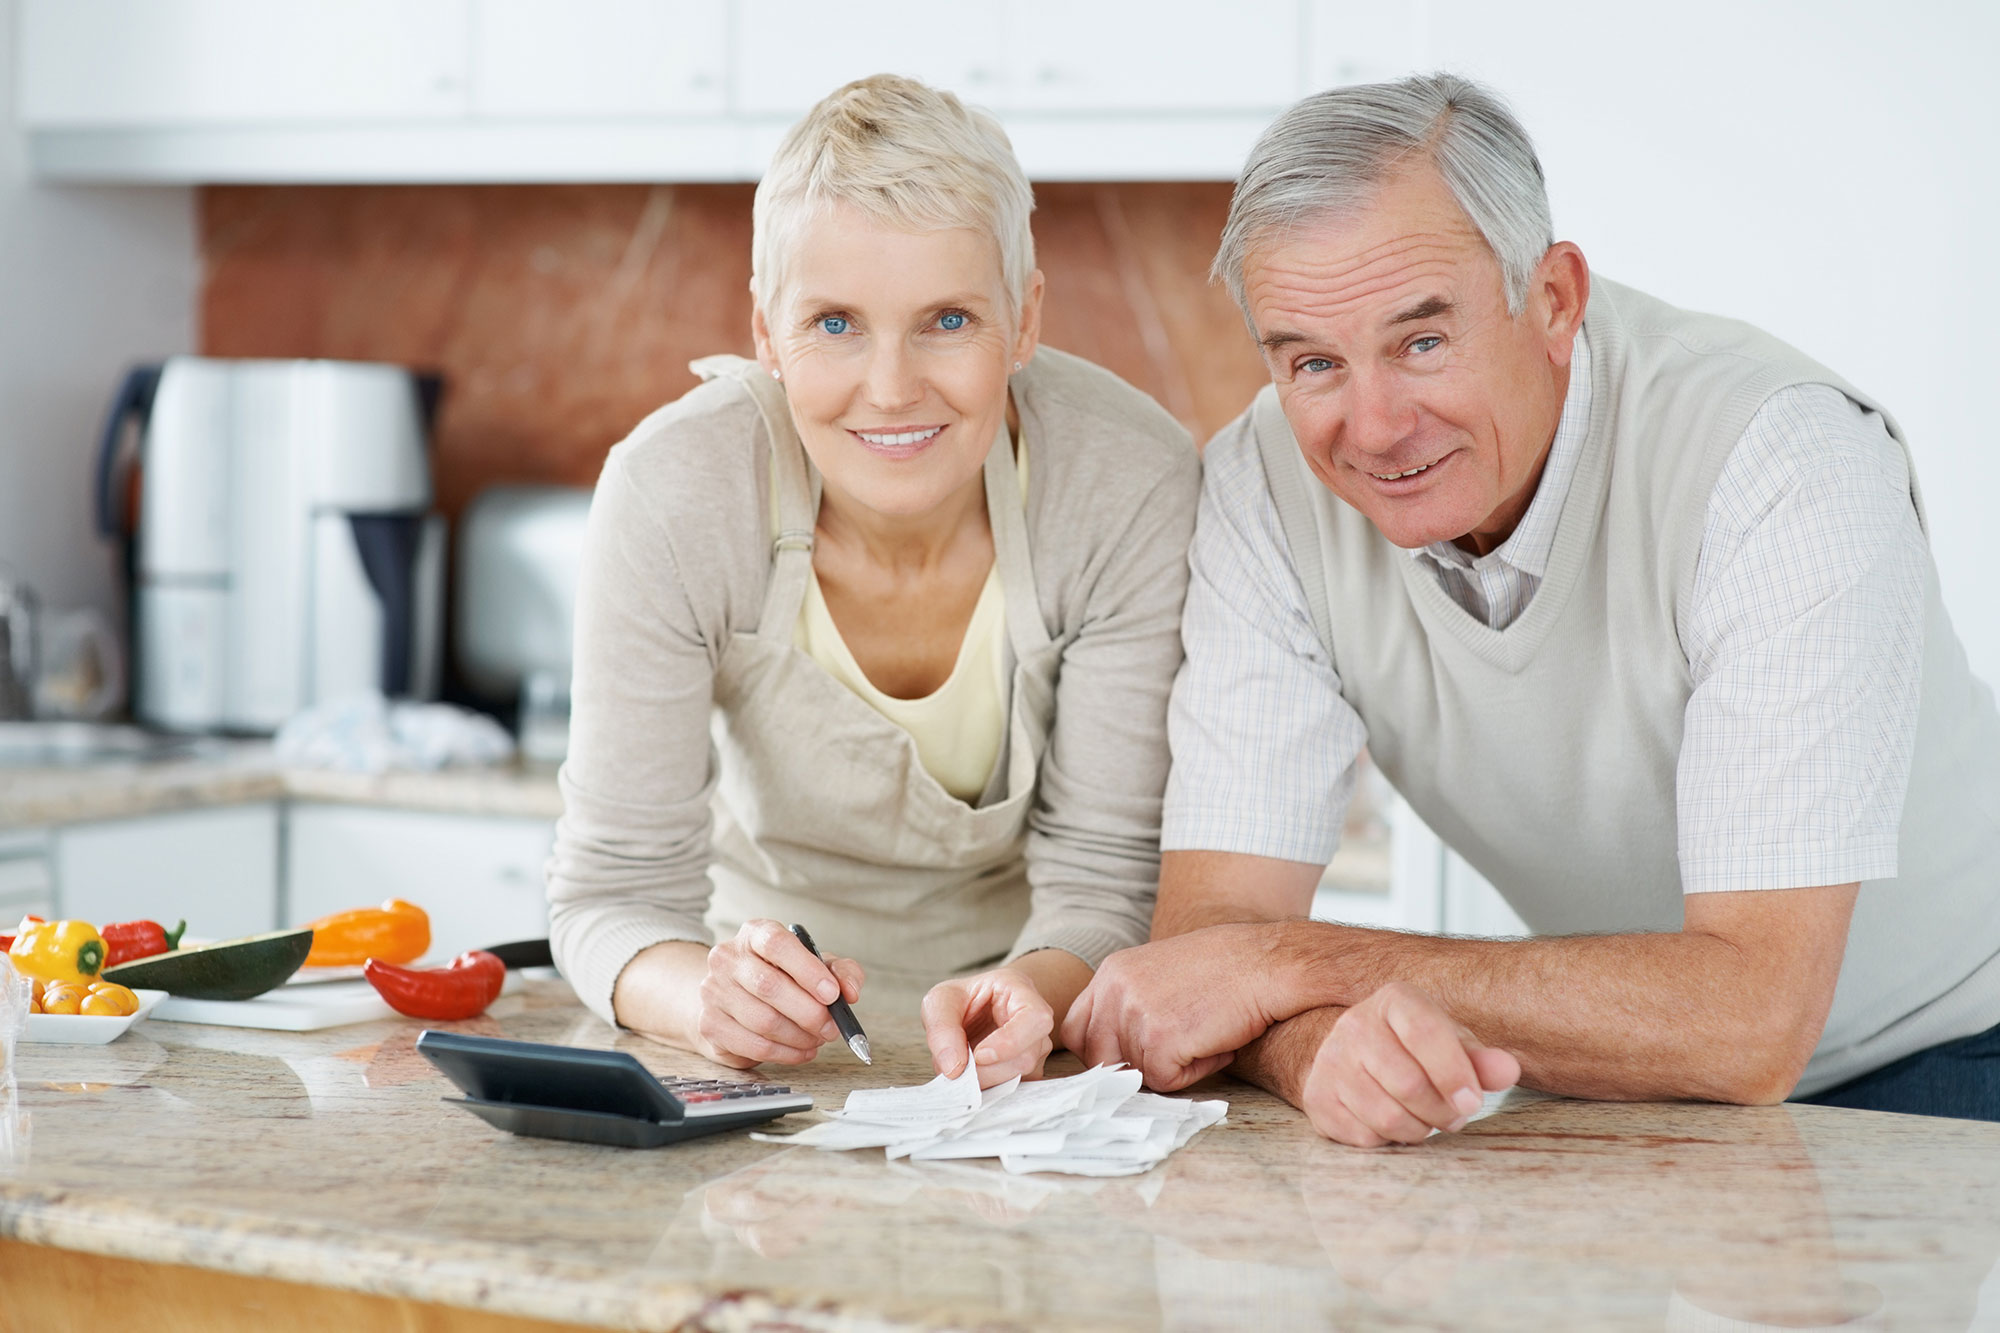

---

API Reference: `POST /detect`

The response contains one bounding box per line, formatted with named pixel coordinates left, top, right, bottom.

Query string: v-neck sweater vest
left=1255, top=277, right=2000, bottom=1095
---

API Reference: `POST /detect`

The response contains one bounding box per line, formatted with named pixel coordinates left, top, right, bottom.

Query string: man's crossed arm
left=1062, top=849, right=1858, bottom=1146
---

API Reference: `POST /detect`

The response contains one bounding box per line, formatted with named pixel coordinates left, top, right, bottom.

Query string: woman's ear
left=751, top=300, right=780, bottom=376
left=1012, top=269, right=1046, bottom=369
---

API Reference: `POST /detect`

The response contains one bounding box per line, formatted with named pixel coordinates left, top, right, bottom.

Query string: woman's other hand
left=697, top=919, right=865, bottom=1068
left=922, top=966, right=1058, bottom=1088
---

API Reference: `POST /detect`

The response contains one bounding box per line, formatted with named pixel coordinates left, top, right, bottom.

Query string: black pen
left=789, top=923, right=871, bottom=1065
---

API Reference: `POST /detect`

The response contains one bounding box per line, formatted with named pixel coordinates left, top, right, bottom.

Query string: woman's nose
left=862, top=342, right=923, bottom=413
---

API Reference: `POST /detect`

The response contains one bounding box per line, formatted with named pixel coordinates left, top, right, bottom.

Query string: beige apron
left=690, top=357, right=1061, bottom=995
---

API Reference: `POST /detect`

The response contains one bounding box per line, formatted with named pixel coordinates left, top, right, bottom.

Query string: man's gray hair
left=1213, top=73, right=1553, bottom=316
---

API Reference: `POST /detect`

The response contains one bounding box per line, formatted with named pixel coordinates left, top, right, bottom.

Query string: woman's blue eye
left=818, top=316, right=849, bottom=336
left=938, top=311, right=967, bottom=331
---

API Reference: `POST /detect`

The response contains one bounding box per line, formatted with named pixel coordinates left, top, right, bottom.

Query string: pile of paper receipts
left=753, top=1063, right=1226, bottom=1177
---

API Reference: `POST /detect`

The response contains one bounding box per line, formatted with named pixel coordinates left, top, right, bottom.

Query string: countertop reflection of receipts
left=753, top=1063, right=1226, bottom=1177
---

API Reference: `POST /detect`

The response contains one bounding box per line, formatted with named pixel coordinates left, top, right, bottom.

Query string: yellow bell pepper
left=9, top=919, right=107, bottom=983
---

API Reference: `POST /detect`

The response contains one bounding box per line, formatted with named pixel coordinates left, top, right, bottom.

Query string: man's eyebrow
left=1389, top=296, right=1455, bottom=325
left=1258, top=330, right=1309, bottom=351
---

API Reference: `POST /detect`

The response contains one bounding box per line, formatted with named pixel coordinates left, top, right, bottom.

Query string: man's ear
left=1534, top=242, right=1590, bottom=367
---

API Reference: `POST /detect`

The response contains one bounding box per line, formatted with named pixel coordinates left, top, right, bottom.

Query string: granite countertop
left=0, top=745, right=562, bottom=829
left=5, top=977, right=1998, bottom=1331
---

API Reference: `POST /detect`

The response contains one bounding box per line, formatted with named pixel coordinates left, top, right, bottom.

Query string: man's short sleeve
left=1676, top=385, right=1929, bottom=895
left=1162, top=414, right=1366, bottom=864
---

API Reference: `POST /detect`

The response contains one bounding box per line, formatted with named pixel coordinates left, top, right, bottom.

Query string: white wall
left=1428, top=0, right=2000, bottom=685
left=0, top=0, right=194, bottom=628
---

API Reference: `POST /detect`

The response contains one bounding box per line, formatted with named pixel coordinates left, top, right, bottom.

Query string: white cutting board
left=150, top=972, right=524, bottom=1031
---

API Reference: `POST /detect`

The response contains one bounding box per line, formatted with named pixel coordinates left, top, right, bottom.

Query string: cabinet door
left=284, top=805, right=553, bottom=959
left=54, top=804, right=280, bottom=940
left=472, top=0, right=727, bottom=117
left=1303, top=0, right=1430, bottom=91
left=733, top=1, right=1006, bottom=115
left=999, top=1, right=1299, bottom=112
left=0, top=831, right=56, bottom=922
left=19, top=0, right=471, bottom=127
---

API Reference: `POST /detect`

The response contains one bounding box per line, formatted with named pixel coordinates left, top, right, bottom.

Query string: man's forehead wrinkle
left=1251, top=255, right=1464, bottom=336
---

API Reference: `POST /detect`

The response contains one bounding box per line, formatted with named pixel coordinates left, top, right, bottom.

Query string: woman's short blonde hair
left=751, top=74, right=1036, bottom=320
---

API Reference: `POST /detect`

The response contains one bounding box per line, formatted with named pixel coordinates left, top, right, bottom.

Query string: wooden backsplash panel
left=200, top=183, right=1267, bottom=516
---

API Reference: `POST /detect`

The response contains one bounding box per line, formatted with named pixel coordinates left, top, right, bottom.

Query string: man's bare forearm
left=1154, top=850, right=1857, bottom=1105
left=1226, top=1005, right=1342, bottom=1106
left=1251, top=887, right=1855, bottom=1104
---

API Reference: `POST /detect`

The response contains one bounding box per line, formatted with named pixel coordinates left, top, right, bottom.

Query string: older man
left=1063, top=73, right=2000, bottom=1145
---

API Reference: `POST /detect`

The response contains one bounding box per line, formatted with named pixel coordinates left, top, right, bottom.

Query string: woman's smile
left=850, top=423, right=948, bottom=458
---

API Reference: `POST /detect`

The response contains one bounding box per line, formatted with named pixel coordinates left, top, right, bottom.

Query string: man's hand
left=1300, top=982, right=1520, bottom=1146
left=1062, top=924, right=1296, bottom=1089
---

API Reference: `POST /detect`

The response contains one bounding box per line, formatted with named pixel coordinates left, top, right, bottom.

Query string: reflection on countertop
left=0, top=740, right=560, bottom=828
left=5, top=978, right=1998, bottom=1331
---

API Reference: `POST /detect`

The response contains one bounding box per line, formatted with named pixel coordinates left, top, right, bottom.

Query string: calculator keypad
left=658, top=1076, right=805, bottom=1116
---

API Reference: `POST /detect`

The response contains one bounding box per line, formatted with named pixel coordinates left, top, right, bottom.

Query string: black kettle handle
left=94, top=365, right=163, bottom=538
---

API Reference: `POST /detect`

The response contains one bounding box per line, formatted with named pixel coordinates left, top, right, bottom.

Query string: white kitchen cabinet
left=732, top=1, right=1005, bottom=116
left=20, top=0, right=1433, bottom=182
left=283, top=804, right=553, bottom=959
left=53, top=803, right=280, bottom=939
left=19, top=0, right=472, bottom=127
left=1303, top=0, right=1431, bottom=91
left=0, top=828, right=56, bottom=922
left=472, top=0, right=728, bottom=118
left=999, top=1, right=1298, bottom=113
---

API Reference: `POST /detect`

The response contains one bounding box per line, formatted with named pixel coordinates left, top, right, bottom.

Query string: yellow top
left=793, top=440, right=1026, bottom=803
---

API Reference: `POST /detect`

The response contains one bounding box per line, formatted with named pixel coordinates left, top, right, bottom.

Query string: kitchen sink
left=0, top=722, right=224, bottom=768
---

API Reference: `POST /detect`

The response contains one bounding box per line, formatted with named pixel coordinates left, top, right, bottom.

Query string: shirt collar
left=1412, top=328, right=1594, bottom=578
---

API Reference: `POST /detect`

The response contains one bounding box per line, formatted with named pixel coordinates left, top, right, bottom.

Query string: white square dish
left=22, top=988, right=169, bottom=1044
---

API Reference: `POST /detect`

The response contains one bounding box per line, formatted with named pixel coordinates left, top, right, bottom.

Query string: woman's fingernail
left=975, top=1047, right=996, bottom=1064
left=1446, top=1115, right=1470, bottom=1134
left=817, top=981, right=838, bottom=1003
left=1453, top=1088, right=1483, bottom=1117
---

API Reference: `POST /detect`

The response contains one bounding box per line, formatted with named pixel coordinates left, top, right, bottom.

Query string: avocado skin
left=103, top=928, right=314, bottom=1001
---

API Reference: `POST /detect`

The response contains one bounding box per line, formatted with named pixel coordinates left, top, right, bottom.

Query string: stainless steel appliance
left=96, top=357, right=445, bottom=733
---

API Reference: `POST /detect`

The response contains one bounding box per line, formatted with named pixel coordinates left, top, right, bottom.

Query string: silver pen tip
left=848, top=1033, right=872, bottom=1065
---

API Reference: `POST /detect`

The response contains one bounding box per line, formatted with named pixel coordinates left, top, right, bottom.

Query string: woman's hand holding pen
left=696, top=919, right=866, bottom=1068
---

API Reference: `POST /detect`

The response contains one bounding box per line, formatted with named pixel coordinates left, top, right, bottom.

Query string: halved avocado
left=102, top=927, right=313, bottom=1001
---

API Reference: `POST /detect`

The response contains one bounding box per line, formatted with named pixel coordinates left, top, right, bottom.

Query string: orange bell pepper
left=302, top=898, right=430, bottom=968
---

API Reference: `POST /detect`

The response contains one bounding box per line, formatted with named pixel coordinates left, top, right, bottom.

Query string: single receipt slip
left=755, top=1063, right=1226, bottom=1176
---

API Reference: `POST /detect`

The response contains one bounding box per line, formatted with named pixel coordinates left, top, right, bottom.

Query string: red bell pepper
left=101, top=918, right=187, bottom=968
left=363, top=950, right=506, bottom=1021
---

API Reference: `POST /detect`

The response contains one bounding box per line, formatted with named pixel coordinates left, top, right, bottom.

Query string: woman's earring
left=770, top=368, right=782, bottom=381
left=1011, top=361, right=1022, bottom=373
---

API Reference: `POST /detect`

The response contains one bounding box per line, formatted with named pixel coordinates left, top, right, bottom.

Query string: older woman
left=548, top=75, right=1198, bottom=1088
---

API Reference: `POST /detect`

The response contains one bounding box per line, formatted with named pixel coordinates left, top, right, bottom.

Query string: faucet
left=0, top=569, right=38, bottom=721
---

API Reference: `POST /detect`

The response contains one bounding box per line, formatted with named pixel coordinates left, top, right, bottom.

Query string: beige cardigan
left=548, top=348, right=1201, bottom=1024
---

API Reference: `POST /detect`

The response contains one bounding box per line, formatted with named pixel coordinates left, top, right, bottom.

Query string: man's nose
left=1343, top=366, right=1416, bottom=455
left=863, top=341, right=923, bottom=413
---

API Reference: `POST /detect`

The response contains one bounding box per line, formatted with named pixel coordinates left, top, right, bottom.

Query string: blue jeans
left=1794, top=1020, right=2000, bottom=1121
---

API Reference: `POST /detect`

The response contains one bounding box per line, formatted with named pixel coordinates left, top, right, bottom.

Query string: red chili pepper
left=363, top=950, right=506, bottom=1021
left=100, top=919, right=188, bottom=968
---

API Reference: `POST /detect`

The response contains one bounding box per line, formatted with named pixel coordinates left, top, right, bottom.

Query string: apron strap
left=690, top=355, right=819, bottom=640
left=984, top=412, right=1052, bottom=663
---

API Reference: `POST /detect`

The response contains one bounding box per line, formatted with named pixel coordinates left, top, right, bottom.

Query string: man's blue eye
left=1302, top=358, right=1333, bottom=374
left=818, top=316, right=849, bottom=335
left=938, top=311, right=967, bottom=331
left=1410, top=336, right=1442, bottom=354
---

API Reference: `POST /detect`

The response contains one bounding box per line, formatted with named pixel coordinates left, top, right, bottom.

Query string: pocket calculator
left=416, top=1030, right=814, bottom=1149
